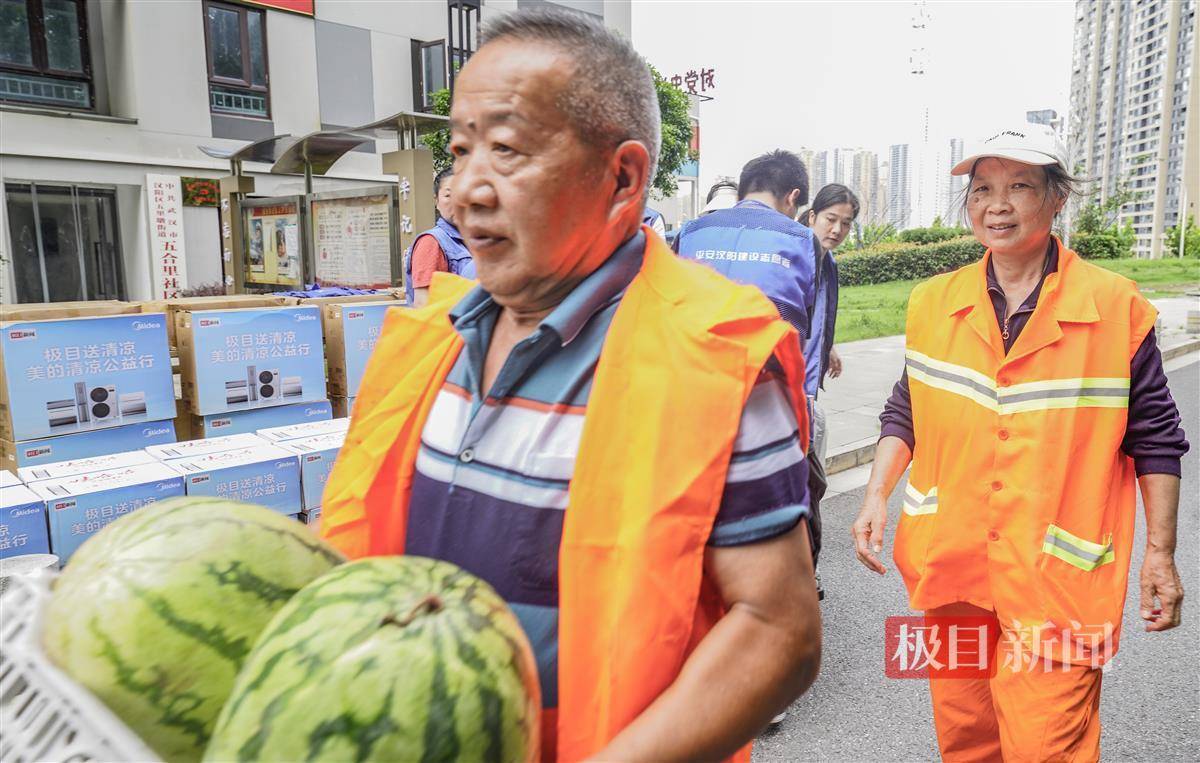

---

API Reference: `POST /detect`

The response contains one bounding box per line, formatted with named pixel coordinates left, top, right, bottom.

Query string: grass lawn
left=836, top=257, right=1199, bottom=343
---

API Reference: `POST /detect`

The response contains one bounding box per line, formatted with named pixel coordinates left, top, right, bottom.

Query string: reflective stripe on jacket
left=320, top=227, right=809, bottom=761
left=894, top=239, right=1156, bottom=666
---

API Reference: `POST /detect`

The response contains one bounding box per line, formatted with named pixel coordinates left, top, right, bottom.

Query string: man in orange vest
left=852, top=126, right=1188, bottom=761
left=320, top=7, right=822, bottom=761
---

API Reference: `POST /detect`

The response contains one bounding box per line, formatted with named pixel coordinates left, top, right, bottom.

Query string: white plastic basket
left=0, top=571, right=161, bottom=763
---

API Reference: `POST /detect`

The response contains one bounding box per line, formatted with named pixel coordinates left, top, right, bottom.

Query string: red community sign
left=240, top=0, right=314, bottom=16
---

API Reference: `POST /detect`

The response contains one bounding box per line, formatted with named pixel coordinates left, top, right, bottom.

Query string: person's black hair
left=434, top=167, right=454, bottom=196
left=738, top=150, right=809, bottom=206
left=706, top=178, right=737, bottom=204
left=805, top=183, right=861, bottom=223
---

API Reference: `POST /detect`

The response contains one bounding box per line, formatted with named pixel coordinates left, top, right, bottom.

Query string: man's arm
left=591, top=523, right=821, bottom=761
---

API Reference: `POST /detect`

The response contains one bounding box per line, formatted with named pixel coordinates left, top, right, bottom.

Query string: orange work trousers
left=926, top=603, right=1103, bottom=762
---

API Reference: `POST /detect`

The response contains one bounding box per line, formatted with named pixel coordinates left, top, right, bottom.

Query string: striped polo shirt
left=406, top=232, right=811, bottom=708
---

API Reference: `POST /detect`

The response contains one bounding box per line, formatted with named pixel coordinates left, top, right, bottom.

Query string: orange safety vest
left=321, top=230, right=809, bottom=761
left=893, top=240, right=1156, bottom=666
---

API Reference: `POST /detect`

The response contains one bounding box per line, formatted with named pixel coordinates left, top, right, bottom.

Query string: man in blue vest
left=404, top=167, right=477, bottom=306
left=675, top=149, right=826, bottom=627
left=673, top=151, right=817, bottom=338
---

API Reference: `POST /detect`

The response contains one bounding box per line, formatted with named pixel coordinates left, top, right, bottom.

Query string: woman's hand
left=852, top=494, right=889, bottom=575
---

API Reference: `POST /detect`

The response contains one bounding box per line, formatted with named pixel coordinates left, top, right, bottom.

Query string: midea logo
left=133, top=321, right=162, bottom=331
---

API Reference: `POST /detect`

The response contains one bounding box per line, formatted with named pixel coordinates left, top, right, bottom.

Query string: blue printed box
left=1, top=477, right=50, bottom=560
left=27, top=463, right=185, bottom=563
left=164, top=442, right=301, bottom=516
left=256, top=416, right=348, bottom=444
left=323, top=303, right=393, bottom=398
left=146, top=432, right=264, bottom=461
left=277, top=431, right=345, bottom=511
left=191, top=400, right=333, bottom=438
left=177, top=306, right=326, bottom=416
left=3, top=421, right=176, bottom=470
left=18, top=449, right=156, bottom=483
left=0, top=314, right=174, bottom=441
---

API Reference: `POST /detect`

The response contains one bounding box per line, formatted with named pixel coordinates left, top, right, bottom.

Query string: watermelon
left=41, top=497, right=345, bottom=762
left=204, top=556, right=541, bottom=763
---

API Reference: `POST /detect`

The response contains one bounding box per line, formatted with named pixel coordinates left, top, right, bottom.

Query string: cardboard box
left=256, top=415, right=348, bottom=444
left=175, top=306, right=326, bottom=415
left=1, top=301, right=139, bottom=322
left=322, top=302, right=396, bottom=398
left=1, top=420, right=177, bottom=471
left=331, top=396, right=355, bottom=419
left=163, top=442, right=301, bottom=516
left=279, top=293, right=402, bottom=308
left=0, top=479, right=50, bottom=559
left=28, top=463, right=185, bottom=562
left=0, top=314, right=175, bottom=441
left=190, top=400, right=333, bottom=439
left=0, top=469, right=22, bottom=486
left=18, top=449, right=157, bottom=483
left=301, top=507, right=321, bottom=527
left=146, top=431, right=264, bottom=460
left=276, top=431, right=345, bottom=510
left=138, top=295, right=287, bottom=351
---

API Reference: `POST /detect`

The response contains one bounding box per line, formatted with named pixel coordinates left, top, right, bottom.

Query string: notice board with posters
left=308, top=186, right=398, bottom=289
left=241, top=196, right=305, bottom=288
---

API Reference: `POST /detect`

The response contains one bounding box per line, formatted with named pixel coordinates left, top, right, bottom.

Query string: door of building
left=5, top=182, right=125, bottom=303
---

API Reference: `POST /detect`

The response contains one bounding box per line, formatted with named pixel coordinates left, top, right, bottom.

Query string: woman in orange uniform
left=852, top=126, right=1188, bottom=761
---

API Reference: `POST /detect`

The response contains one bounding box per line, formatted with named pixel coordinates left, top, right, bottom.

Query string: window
left=5, top=182, right=125, bottom=303
left=203, top=0, right=269, bottom=118
left=0, top=0, right=92, bottom=109
left=412, top=39, right=446, bottom=112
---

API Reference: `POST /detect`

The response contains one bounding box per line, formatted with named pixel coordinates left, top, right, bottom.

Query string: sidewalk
left=819, top=295, right=1200, bottom=477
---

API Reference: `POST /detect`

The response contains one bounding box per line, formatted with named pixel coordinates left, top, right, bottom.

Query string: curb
left=822, top=337, right=1200, bottom=478
left=1162, top=337, right=1200, bottom=362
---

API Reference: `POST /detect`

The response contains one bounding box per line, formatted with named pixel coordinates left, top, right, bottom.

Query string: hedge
left=836, top=236, right=985, bottom=286
left=897, top=226, right=970, bottom=246
left=1071, top=231, right=1128, bottom=260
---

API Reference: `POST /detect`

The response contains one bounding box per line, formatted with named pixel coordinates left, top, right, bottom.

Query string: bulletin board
left=308, top=186, right=398, bottom=289
left=241, top=196, right=305, bottom=288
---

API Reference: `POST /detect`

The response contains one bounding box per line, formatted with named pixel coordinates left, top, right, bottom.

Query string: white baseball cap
left=951, top=126, right=1067, bottom=176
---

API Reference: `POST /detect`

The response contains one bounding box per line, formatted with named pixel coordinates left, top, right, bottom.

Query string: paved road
left=755, top=360, right=1199, bottom=762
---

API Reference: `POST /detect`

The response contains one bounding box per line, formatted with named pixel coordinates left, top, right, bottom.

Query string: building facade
left=0, top=0, right=632, bottom=304
left=1069, top=0, right=1197, bottom=257
left=935, top=137, right=963, bottom=223
left=888, top=143, right=911, bottom=229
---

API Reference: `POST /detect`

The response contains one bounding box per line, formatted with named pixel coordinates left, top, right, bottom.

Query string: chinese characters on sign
left=207, top=331, right=312, bottom=365
left=145, top=174, right=190, bottom=299
left=24, top=340, right=154, bottom=382
left=669, top=67, right=716, bottom=95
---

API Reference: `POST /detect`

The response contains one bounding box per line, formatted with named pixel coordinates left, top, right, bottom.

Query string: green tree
left=1164, top=216, right=1200, bottom=258
left=420, top=88, right=453, bottom=174
left=417, top=64, right=697, bottom=201
left=649, top=65, right=696, bottom=200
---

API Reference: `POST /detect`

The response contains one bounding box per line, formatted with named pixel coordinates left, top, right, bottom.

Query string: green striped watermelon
left=41, top=497, right=345, bottom=762
left=204, top=556, right=541, bottom=763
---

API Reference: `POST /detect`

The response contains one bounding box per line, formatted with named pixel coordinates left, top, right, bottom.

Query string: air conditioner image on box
left=81, top=381, right=118, bottom=424
left=281, top=376, right=302, bottom=399
left=225, top=379, right=250, bottom=405
left=254, top=368, right=281, bottom=404
left=119, top=392, right=147, bottom=417
left=47, top=398, right=79, bottom=429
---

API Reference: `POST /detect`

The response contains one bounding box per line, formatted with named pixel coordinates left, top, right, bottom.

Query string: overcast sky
left=631, top=0, right=1076, bottom=192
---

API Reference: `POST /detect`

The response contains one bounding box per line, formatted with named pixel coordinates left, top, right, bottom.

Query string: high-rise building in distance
left=1069, top=0, right=1198, bottom=257
left=889, top=143, right=912, bottom=229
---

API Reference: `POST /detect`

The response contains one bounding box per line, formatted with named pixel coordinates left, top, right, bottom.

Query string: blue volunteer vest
left=403, top=218, right=476, bottom=303
left=803, top=249, right=839, bottom=397
left=676, top=200, right=817, bottom=338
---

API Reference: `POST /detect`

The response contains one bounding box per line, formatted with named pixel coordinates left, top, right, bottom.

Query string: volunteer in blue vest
left=801, top=184, right=858, bottom=464
left=320, top=8, right=821, bottom=761
left=852, top=126, right=1187, bottom=761
left=404, top=167, right=477, bottom=307
left=675, top=151, right=818, bottom=337
left=642, top=206, right=666, bottom=236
